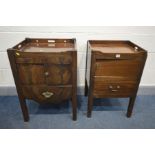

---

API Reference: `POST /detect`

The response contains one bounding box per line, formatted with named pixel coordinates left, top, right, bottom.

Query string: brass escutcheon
left=42, top=91, right=54, bottom=98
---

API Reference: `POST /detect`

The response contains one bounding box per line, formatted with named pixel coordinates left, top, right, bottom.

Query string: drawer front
left=45, top=65, right=72, bottom=85
left=17, top=63, right=72, bottom=85
left=17, top=64, right=46, bottom=85
left=15, top=52, right=72, bottom=64
left=93, top=79, right=137, bottom=97
left=22, top=86, right=72, bottom=103
left=95, top=59, right=143, bottom=79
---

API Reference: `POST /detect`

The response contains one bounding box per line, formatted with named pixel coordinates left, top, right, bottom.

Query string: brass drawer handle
left=42, top=91, right=54, bottom=98
left=111, top=89, right=118, bottom=92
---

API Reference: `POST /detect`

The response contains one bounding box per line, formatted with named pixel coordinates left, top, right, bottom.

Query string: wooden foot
left=127, top=96, right=136, bottom=118
left=87, top=91, right=93, bottom=118
left=87, top=112, right=92, bottom=118
left=19, top=98, right=29, bottom=122
left=84, top=79, right=88, bottom=96
left=72, top=96, right=77, bottom=121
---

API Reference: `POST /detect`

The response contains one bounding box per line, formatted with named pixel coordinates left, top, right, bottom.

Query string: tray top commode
left=7, top=38, right=77, bottom=122
left=85, top=40, right=147, bottom=118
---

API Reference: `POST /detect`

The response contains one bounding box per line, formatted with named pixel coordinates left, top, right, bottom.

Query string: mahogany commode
left=85, top=40, right=147, bottom=118
left=8, top=38, right=77, bottom=121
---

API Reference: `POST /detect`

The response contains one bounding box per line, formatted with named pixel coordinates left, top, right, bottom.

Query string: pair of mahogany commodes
left=7, top=38, right=147, bottom=121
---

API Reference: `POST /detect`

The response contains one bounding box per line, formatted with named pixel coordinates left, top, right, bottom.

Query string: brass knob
left=45, top=72, right=49, bottom=76
left=42, top=91, right=54, bottom=98
left=117, top=85, right=120, bottom=89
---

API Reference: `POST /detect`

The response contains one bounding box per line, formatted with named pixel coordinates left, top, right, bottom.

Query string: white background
left=0, top=26, right=155, bottom=87
left=0, top=0, right=155, bottom=155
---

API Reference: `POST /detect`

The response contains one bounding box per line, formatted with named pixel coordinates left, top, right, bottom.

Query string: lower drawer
left=21, top=85, right=72, bottom=103
left=93, top=80, right=137, bottom=98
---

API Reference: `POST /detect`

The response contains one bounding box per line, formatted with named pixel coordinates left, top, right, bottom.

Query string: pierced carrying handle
left=42, top=91, right=54, bottom=98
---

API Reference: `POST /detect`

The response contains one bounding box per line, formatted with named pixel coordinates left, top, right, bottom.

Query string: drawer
left=21, top=85, right=72, bottom=103
left=93, top=79, right=137, bottom=97
left=15, top=52, right=72, bottom=64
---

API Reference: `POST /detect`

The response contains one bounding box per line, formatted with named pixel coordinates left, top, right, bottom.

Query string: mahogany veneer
left=8, top=38, right=77, bottom=121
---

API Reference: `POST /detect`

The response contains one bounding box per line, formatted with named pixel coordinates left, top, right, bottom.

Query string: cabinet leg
left=19, top=98, right=29, bottom=122
left=127, top=96, right=136, bottom=118
left=84, top=79, right=88, bottom=96
left=72, top=96, right=77, bottom=121
left=87, top=91, right=93, bottom=118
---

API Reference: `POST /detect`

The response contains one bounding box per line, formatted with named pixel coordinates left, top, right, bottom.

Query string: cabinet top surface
left=88, top=40, right=146, bottom=53
left=21, top=43, right=75, bottom=52
left=12, top=38, right=76, bottom=52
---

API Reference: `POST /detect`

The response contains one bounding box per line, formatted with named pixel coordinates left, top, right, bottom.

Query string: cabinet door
left=45, top=65, right=72, bottom=85
left=17, top=64, right=46, bottom=85
left=95, top=59, right=143, bottom=80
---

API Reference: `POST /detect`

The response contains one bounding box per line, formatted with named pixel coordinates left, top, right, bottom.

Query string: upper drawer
left=14, top=52, right=72, bottom=64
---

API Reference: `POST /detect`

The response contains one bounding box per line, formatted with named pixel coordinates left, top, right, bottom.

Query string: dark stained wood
left=7, top=38, right=77, bottom=121
left=71, top=50, right=77, bottom=120
left=95, top=59, right=143, bottom=78
left=87, top=52, right=96, bottom=117
left=127, top=96, right=137, bottom=117
left=17, top=64, right=46, bottom=85
left=93, top=81, right=137, bottom=97
left=46, top=65, right=72, bottom=85
left=7, top=49, right=29, bottom=121
left=85, top=40, right=147, bottom=118
left=84, top=78, right=88, bottom=96
left=15, top=52, right=73, bottom=64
